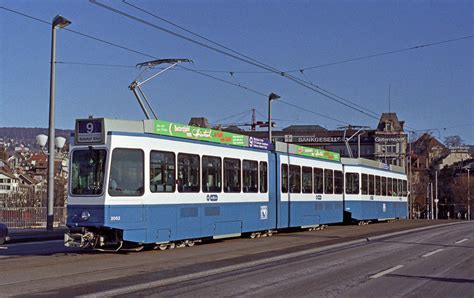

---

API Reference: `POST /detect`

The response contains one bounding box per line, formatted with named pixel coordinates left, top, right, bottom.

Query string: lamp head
left=269, top=92, right=280, bottom=101
left=52, top=15, right=71, bottom=29
left=36, top=134, right=48, bottom=148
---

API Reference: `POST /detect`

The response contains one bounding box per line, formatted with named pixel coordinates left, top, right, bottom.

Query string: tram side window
left=324, top=169, right=334, bottom=194
left=281, top=164, right=289, bottom=193
left=302, top=167, right=313, bottom=194
left=177, top=153, right=200, bottom=193
left=402, top=180, right=407, bottom=196
left=345, top=172, right=359, bottom=194
left=224, top=158, right=241, bottom=193
left=368, top=175, right=375, bottom=195
left=202, top=156, right=221, bottom=193
left=314, top=168, right=324, bottom=194
left=290, top=165, right=301, bottom=193
left=260, top=161, right=268, bottom=193
left=382, top=176, right=387, bottom=196
left=387, top=178, right=393, bottom=196
left=150, top=150, right=175, bottom=193
left=243, top=160, right=258, bottom=193
left=397, top=179, right=402, bottom=196
left=109, top=148, right=144, bottom=196
left=361, top=173, right=368, bottom=195
left=375, top=176, right=381, bottom=196
left=334, top=170, right=343, bottom=194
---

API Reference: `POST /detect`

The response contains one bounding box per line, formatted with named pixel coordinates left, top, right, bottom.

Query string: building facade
left=226, top=112, right=408, bottom=168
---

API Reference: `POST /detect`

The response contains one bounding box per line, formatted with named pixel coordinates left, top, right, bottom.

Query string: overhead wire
left=90, top=0, right=383, bottom=121
left=288, top=35, right=474, bottom=73
left=1, top=5, right=351, bottom=125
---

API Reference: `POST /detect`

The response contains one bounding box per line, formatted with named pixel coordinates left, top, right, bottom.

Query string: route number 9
left=86, top=122, right=94, bottom=133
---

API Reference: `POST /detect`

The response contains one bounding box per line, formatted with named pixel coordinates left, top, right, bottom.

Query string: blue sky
left=0, top=0, right=472, bottom=144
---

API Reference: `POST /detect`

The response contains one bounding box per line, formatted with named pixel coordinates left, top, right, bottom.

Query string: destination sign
left=75, top=118, right=104, bottom=144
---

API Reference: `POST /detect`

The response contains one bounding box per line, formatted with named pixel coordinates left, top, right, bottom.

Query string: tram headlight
left=81, top=211, right=91, bottom=221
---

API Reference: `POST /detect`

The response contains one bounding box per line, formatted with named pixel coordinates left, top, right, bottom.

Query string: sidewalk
left=8, top=227, right=68, bottom=244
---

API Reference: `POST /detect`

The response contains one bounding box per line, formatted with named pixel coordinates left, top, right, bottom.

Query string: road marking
left=79, top=238, right=371, bottom=297
left=369, top=265, right=404, bottom=279
left=422, top=248, right=444, bottom=258
left=78, top=222, right=467, bottom=297
left=455, top=238, right=468, bottom=244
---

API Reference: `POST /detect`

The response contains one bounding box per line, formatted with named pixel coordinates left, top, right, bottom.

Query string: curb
left=8, top=228, right=68, bottom=244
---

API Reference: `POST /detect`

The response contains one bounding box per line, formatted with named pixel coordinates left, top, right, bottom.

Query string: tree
left=444, top=135, right=464, bottom=148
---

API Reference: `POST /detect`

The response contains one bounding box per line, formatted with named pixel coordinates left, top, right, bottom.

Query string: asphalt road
left=0, top=220, right=472, bottom=297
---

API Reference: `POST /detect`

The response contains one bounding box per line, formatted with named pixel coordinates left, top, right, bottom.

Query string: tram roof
left=341, top=157, right=406, bottom=174
left=74, top=117, right=341, bottom=161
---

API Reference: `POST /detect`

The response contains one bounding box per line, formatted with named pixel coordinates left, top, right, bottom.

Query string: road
left=0, top=220, right=472, bottom=297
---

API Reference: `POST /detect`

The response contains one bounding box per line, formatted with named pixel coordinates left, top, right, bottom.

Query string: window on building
left=314, top=167, right=324, bottom=194
left=202, top=156, right=221, bottom=193
left=402, top=180, right=407, bottom=196
left=281, top=164, right=288, bottom=193
left=368, top=174, right=375, bottom=195
left=150, top=150, right=175, bottom=193
left=387, top=178, right=393, bottom=196
left=381, top=176, right=387, bottom=196
left=243, top=160, right=258, bottom=193
left=361, top=173, right=368, bottom=195
left=324, top=169, right=333, bottom=194
left=302, top=166, right=313, bottom=193
left=290, top=165, right=301, bottom=193
left=177, top=153, right=200, bottom=193
left=224, top=158, right=241, bottom=193
left=260, top=161, right=268, bottom=193
left=375, top=176, right=381, bottom=196
left=386, top=122, right=392, bottom=131
left=346, top=172, right=359, bottom=194
left=109, top=148, right=144, bottom=196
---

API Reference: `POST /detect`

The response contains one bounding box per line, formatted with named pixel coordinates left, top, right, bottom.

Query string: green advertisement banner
left=154, top=120, right=248, bottom=147
left=295, top=145, right=340, bottom=161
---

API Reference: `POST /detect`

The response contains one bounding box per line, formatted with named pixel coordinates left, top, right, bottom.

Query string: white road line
left=0, top=255, right=11, bottom=259
left=369, top=265, right=404, bottom=279
left=455, top=238, right=468, bottom=244
left=79, top=238, right=369, bottom=298
left=422, top=248, right=444, bottom=258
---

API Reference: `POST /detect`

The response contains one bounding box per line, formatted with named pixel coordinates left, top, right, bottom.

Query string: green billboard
left=153, top=120, right=248, bottom=147
left=295, top=145, right=340, bottom=161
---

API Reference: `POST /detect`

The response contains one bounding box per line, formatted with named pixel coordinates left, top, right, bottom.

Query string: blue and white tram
left=275, top=143, right=344, bottom=228
left=66, top=118, right=276, bottom=249
left=65, top=117, right=408, bottom=250
left=342, top=158, right=408, bottom=222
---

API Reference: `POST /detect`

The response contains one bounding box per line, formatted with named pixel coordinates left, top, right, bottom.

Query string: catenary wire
left=90, top=0, right=383, bottom=121
left=0, top=5, right=413, bottom=127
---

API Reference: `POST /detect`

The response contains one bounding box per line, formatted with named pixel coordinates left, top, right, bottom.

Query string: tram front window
left=71, top=149, right=107, bottom=195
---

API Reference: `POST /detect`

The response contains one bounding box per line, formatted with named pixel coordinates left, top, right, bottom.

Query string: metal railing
left=0, top=207, right=67, bottom=228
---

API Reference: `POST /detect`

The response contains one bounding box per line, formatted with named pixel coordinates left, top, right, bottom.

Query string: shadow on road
left=389, top=273, right=474, bottom=284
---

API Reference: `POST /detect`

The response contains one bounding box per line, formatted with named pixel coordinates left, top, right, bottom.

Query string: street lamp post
left=463, top=166, right=471, bottom=220
left=47, top=15, right=71, bottom=231
left=267, top=92, right=280, bottom=144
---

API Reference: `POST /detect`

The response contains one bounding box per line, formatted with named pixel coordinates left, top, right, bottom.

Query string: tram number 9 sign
left=75, top=118, right=104, bottom=144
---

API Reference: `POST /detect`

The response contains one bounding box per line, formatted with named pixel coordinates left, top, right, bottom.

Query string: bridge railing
left=0, top=207, right=67, bottom=228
